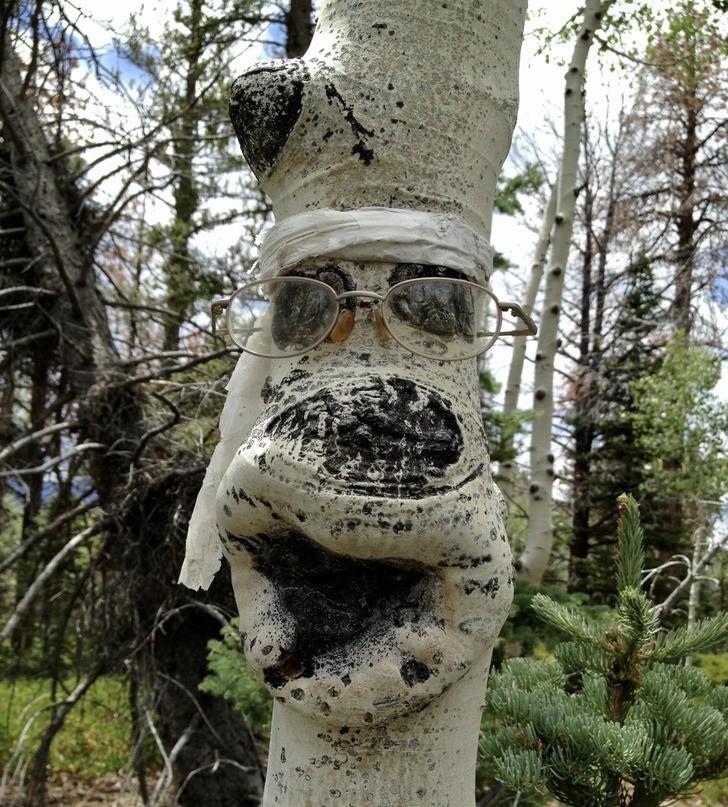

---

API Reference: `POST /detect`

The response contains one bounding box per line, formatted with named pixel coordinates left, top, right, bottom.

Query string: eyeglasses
left=211, top=276, right=536, bottom=361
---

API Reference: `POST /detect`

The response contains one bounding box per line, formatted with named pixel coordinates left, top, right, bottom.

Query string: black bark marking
left=351, top=141, right=374, bottom=166
left=324, top=83, right=376, bottom=165
left=400, top=659, right=432, bottom=687
left=222, top=530, right=258, bottom=554
left=264, top=377, right=463, bottom=498
left=261, top=376, right=274, bottom=404
left=438, top=553, right=492, bottom=570
left=237, top=488, right=257, bottom=509
left=462, top=576, right=500, bottom=598
left=248, top=530, right=435, bottom=681
left=229, top=60, right=310, bottom=176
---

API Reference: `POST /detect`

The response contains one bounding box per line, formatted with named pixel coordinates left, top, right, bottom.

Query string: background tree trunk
left=498, top=183, right=555, bottom=509
left=517, top=0, right=613, bottom=584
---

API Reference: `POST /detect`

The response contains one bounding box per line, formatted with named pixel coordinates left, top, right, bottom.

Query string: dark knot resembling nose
left=263, top=375, right=464, bottom=498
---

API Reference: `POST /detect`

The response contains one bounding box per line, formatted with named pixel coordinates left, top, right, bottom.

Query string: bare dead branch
left=0, top=520, right=106, bottom=643
left=0, top=442, right=106, bottom=477
left=0, top=500, right=96, bottom=575
left=0, top=420, right=72, bottom=463
left=654, top=534, right=728, bottom=617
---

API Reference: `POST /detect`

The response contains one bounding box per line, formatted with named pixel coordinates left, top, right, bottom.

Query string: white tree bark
left=498, top=183, right=556, bottom=507
left=517, top=0, right=612, bottom=584
left=183, top=1, right=527, bottom=804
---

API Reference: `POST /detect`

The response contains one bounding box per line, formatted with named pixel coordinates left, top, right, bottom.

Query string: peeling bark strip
left=185, top=1, right=527, bottom=805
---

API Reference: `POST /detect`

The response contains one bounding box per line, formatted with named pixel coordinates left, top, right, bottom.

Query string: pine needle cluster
left=481, top=495, right=728, bottom=807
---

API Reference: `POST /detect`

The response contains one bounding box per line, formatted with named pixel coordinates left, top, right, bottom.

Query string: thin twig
left=0, top=421, right=72, bottom=463
left=0, top=500, right=96, bottom=575
left=0, top=442, right=106, bottom=477
left=655, top=534, right=728, bottom=617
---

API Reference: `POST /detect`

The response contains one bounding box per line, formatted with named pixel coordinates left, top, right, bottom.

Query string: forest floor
left=4, top=772, right=163, bottom=807
left=5, top=773, right=722, bottom=807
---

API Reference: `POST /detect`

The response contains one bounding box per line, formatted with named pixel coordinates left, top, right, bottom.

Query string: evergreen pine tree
left=481, top=495, right=728, bottom=807
left=568, top=256, right=670, bottom=600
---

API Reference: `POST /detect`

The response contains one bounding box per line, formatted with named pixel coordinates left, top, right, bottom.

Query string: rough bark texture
left=197, top=1, right=527, bottom=804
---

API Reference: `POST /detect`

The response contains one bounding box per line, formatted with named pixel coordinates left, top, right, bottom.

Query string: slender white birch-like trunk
left=517, top=0, right=614, bottom=583
left=182, top=1, right=528, bottom=804
left=498, top=183, right=556, bottom=508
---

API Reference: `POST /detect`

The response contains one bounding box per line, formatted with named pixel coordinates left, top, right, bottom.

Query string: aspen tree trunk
left=183, top=1, right=527, bottom=804
left=517, top=0, right=612, bottom=583
left=498, top=183, right=556, bottom=508
left=684, top=525, right=704, bottom=668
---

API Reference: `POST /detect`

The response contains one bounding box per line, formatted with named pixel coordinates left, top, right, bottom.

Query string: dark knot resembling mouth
left=224, top=528, right=440, bottom=690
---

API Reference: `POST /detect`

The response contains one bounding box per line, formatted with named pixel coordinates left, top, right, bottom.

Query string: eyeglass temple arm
left=497, top=301, right=538, bottom=337
left=210, top=298, right=230, bottom=336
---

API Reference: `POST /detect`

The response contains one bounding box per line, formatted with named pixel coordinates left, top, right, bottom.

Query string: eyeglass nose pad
left=330, top=309, right=355, bottom=342
left=374, top=309, right=392, bottom=341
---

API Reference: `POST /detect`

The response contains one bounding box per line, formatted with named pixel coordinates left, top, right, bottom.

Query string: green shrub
left=480, top=495, right=728, bottom=807
left=695, top=652, right=728, bottom=685
left=200, top=618, right=273, bottom=741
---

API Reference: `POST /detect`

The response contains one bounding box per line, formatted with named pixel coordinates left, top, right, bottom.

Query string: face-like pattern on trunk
left=217, top=260, right=513, bottom=725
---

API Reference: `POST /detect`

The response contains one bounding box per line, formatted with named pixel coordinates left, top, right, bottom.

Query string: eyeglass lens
left=383, top=279, right=500, bottom=359
left=227, top=277, right=501, bottom=360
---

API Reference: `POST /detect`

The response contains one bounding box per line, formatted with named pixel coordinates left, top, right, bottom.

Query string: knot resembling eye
left=386, top=279, right=476, bottom=340
left=270, top=278, right=339, bottom=352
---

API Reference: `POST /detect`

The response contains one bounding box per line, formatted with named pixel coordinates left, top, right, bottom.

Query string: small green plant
left=200, top=618, right=273, bottom=741
left=480, top=494, right=728, bottom=807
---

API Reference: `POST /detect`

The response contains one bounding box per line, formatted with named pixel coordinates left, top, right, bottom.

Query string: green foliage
left=696, top=652, right=728, bottom=685
left=200, top=618, right=273, bottom=740
left=566, top=254, right=669, bottom=601
left=494, top=163, right=545, bottom=216
left=0, top=676, right=158, bottom=779
left=491, top=578, right=607, bottom=669
left=629, top=333, right=728, bottom=512
left=537, top=0, right=725, bottom=70
left=481, top=495, right=728, bottom=807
